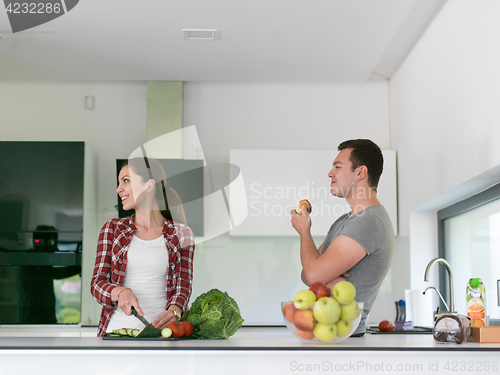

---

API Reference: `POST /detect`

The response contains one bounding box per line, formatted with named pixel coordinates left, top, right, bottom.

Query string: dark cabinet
left=0, top=141, right=84, bottom=324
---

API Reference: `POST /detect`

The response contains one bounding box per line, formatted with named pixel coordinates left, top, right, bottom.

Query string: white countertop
left=0, top=326, right=498, bottom=351
left=1, top=326, right=499, bottom=375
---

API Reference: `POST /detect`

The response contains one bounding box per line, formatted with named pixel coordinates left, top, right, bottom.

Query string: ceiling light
left=183, top=29, right=218, bottom=41
left=0, top=34, right=4, bottom=40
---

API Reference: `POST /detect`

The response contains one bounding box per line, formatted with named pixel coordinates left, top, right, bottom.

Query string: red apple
left=378, top=320, right=394, bottom=332
left=283, top=301, right=298, bottom=323
left=293, top=309, right=316, bottom=331
left=309, top=282, right=331, bottom=300
left=295, top=327, right=315, bottom=340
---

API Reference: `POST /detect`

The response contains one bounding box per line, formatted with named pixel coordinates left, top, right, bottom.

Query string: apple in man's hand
left=295, top=199, right=312, bottom=215
left=332, top=281, right=356, bottom=304
left=312, top=297, right=341, bottom=325
left=293, top=289, right=316, bottom=310
left=309, top=281, right=331, bottom=300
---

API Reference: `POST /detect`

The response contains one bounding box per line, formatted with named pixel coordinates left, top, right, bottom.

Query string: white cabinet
left=229, top=149, right=397, bottom=236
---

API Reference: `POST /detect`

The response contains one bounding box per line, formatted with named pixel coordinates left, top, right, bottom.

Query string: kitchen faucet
left=424, top=257, right=456, bottom=314
left=423, top=286, right=450, bottom=311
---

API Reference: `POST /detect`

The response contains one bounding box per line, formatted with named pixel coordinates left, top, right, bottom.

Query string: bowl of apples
left=282, top=281, right=363, bottom=344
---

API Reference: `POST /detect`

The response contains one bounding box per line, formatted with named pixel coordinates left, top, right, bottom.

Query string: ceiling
left=0, top=0, right=447, bottom=82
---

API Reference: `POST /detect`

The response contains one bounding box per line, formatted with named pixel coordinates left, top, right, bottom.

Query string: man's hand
left=291, top=202, right=312, bottom=236
left=326, top=274, right=350, bottom=290
left=301, top=234, right=365, bottom=285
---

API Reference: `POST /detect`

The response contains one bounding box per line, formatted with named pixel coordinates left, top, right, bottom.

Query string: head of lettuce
left=182, top=288, right=244, bottom=340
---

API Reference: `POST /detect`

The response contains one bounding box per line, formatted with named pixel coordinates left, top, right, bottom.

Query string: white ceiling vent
left=183, top=29, right=218, bottom=41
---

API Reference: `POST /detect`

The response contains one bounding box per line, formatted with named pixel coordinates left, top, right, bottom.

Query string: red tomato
left=167, top=321, right=185, bottom=338
left=378, top=320, right=394, bottom=332
left=181, top=321, right=194, bottom=337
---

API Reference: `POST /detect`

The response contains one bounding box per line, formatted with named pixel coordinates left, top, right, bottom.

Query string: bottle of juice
left=466, top=278, right=486, bottom=326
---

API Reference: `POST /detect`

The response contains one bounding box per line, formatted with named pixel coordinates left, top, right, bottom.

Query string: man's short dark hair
left=338, top=139, right=383, bottom=189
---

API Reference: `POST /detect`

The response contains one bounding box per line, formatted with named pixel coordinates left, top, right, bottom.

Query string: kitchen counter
left=0, top=326, right=498, bottom=351
left=0, top=326, right=499, bottom=374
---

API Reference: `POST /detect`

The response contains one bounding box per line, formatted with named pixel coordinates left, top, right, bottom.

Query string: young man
left=291, top=139, right=394, bottom=336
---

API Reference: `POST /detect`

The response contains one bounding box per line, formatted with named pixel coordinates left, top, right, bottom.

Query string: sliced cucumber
left=161, top=327, right=172, bottom=338
left=111, top=328, right=143, bottom=337
left=126, top=328, right=135, bottom=336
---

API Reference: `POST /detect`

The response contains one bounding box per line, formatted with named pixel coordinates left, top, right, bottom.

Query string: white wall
left=0, top=79, right=396, bottom=325
left=0, top=81, right=148, bottom=227
left=183, top=81, right=397, bottom=324
left=390, top=0, right=500, bottom=307
left=184, top=81, right=391, bottom=161
left=0, top=81, right=148, bottom=323
left=4, top=0, right=500, bottom=330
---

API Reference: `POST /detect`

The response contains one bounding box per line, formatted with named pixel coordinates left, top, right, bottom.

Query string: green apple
left=313, top=322, right=337, bottom=342
left=294, top=289, right=316, bottom=310
left=332, top=281, right=356, bottom=304
left=312, top=297, right=341, bottom=324
left=336, top=319, right=353, bottom=337
left=340, top=301, right=360, bottom=321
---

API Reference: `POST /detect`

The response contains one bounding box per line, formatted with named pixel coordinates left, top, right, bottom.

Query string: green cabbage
left=182, top=288, right=244, bottom=340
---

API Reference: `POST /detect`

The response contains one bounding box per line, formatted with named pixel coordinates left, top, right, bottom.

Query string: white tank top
left=107, top=235, right=169, bottom=332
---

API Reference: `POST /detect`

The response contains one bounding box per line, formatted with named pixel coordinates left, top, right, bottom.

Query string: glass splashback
left=0, top=141, right=84, bottom=251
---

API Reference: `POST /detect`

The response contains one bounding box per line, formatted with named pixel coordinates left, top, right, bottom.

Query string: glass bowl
left=281, top=300, right=363, bottom=344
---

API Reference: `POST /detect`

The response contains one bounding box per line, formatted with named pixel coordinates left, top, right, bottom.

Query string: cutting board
left=103, top=333, right=196, bottom=341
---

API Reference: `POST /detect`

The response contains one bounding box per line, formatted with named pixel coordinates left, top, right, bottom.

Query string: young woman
left=90, top=157, right=195, bottom=337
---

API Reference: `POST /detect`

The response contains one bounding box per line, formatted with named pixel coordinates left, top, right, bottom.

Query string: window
left=438, top=183, right=500, bottom=320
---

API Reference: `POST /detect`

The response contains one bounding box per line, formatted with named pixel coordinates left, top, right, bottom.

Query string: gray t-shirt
left=322, top=205, right=394, bottom=335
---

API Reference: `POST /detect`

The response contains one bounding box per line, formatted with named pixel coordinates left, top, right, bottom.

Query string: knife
left=131, top=306, right=163, bottom=338
left=131, top=306, right=150, bottom=326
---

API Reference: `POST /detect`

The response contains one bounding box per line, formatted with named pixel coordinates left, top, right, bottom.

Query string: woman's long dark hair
left=122, top=157, right=187, bottom=224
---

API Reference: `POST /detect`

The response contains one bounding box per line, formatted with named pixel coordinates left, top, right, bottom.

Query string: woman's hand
left=151, top=309, right=179, bottom=329
left=116, top=287, right=143, bottom=316
left=291, top=202, right=312, bottom=236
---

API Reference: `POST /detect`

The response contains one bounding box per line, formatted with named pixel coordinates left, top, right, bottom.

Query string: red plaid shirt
left=90, top=215, right=195, bottom=337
